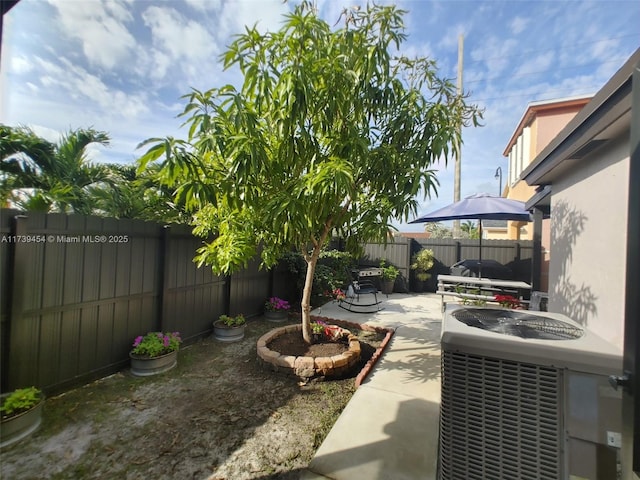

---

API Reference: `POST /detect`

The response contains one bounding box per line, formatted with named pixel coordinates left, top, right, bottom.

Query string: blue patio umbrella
left=409, top=193, right=532, bottom=277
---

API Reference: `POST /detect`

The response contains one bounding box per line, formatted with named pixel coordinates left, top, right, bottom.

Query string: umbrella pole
left=478, top=220, right=482, bottom=278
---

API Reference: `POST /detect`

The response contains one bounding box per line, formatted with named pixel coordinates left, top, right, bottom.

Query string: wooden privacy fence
left=413, top=237, right=533, bottom=283
left=0, top=210, right=272, bottom=394
left=360, top=235, right=533, bottom=290
left=362, top=236, right=411, bottom=280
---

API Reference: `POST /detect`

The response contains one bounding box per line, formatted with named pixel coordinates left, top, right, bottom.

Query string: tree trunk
left=300, top=246, right=321, bottom=344
left=300, top=221, right=333, bottom=344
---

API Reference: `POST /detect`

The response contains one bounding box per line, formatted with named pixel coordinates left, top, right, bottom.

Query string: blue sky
left=1, top=0, right=639, bottom=231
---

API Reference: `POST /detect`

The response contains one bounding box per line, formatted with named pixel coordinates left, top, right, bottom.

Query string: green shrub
left=379, top=259, right=400, bottom=280
left=1, top=387, right=41, bottom=418
left=411, top=249, right=435, bottom=281
left=217, top=314, right=246, bottom=327
left=281, top=249, right=356, bottom=303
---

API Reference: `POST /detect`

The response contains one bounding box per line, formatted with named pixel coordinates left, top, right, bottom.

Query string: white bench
left=437, top=274, right=532, bottom=311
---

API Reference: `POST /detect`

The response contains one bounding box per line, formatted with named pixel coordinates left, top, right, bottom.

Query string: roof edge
left=502, top=95, right=593, bottom=156
left=521, top=48, right=640, bottom=185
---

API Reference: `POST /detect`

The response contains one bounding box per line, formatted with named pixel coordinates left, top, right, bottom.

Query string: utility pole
left=453, top=34, right=463, bottom=238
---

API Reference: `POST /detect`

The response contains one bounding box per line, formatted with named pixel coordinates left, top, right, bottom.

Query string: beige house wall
left=482, top=228, right=509, bottom=240
left=500, top=98, right=591, bottom=285
left=548, top=135, right=629, bottom=349
left=505, top=180, right=537, bottom=240
left=540, top=218, right=551, bottom=292
left=534, top=109, right=582, bottom=157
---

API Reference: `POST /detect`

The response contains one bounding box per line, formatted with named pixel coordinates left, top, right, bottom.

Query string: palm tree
left=90, top=163, right=190, bottom=223
left=461, top=220, right=479, bottom=239
left=1, top=124, right=111, bottom=214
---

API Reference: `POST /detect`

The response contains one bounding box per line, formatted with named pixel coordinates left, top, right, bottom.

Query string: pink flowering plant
left=264, top=296, right=291, bottom=312
left=131, top=331, right=182, bottom=358
left=322, top=288, right=346, bottom=301
left=332, top=288, right=346, bottom=301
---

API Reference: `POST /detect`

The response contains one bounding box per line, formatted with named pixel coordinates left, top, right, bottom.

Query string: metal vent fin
left=451, top=308, right=584, bottom=340
left=440, top=351, right=562, bottom=480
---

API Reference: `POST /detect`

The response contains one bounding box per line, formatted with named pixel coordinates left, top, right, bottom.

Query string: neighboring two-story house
left=499, top=95, right=592, bottom=290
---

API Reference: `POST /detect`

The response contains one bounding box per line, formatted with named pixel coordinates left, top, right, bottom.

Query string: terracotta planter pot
left=130, top=350, right=178, bottom=377
left=213, top=321, right=245, bottom=342
left=264, top=310, right=288, bottom=322
left=0, top=395, right=44, bottom=448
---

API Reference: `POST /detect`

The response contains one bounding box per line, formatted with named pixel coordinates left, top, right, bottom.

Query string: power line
left=465, top=33, right=638, bottom=66
left=465, top=56, right=631, bottom=86
left=471, top=88, right=598, bottom=105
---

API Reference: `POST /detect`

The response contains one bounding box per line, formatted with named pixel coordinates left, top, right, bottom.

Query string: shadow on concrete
left=307, top=397, right=441, bottom=480
left=367, top=325, right=441, bottom=384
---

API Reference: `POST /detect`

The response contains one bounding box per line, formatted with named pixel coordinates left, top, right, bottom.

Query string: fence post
left=158, top=225, right=170, bottom=331
left=455, top=241, right=462, bottom=262
left=5, top=215, right=28, bottom=390
left=224, top=275, right=232, bottom=315
left=531, top=209, right=543, bottom=291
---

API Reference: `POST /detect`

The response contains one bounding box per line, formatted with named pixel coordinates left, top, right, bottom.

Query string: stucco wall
left=540, top=218, right=551, bottom=292
left=535, top=109, right=582, bottom=157
left=548, top=135, right=629, bottom=349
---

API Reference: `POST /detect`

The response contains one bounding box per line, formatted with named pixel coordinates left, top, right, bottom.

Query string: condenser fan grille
left=451, top=308, right=584, bottom=340
left=439, top=351, right=563, bottom=480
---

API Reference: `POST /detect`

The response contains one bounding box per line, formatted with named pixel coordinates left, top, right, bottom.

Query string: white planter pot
left=130, top=350, right=178, bottom=377
left=213, top=321, right=245, bottom=342
left=0, top=395, right=44, bottom=448
left=264, top=310, right=288, bottom=322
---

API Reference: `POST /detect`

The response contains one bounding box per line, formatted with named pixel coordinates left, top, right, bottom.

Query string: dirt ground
left=1, top=316, right=386, bottom=480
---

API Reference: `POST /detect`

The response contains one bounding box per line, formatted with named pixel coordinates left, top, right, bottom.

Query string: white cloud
left=10, top=55, right=33, bottom=74
left=141, top=5, right=224, bottom=85
left=184, top=0, right=222, bottom=13
left=509, top=16, right=528, bottom=35
left=143, top=6, right=218, bottom=62
left=471, top=36, right=518, bottom=76
left=513, top=51, right=554, bottom=77
left=45, top=0, right=136, bottom=70
left=31, top=56, right=149, bottom=119
left=438, top=23, right=469, bottom=51
left=401, top=42, right=435, bottom=62
left=30, top=125, right=64, bottom=144
left=216, top=0, right=290, bottom=39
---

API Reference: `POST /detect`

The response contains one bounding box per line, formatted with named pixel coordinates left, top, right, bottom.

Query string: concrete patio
left=301, top=292, right=443, bottom=480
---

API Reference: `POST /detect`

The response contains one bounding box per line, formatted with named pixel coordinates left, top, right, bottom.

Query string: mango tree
left=139, top=2, right=481, bottom=343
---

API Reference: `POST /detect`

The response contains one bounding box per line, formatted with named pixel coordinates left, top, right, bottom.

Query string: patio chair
left=338, top=270, right=383, bottom=314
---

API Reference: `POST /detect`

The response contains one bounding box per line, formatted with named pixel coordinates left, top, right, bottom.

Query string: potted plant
left=379, top=259, right=400, bottom=294
left=411, top=249, right=435, bottom=292
left=311, top=321, right=325, bottom=343
left=129, top=331, right=182, bottom=377
left=263, top=297, right=291, bottom=322
left=1, top=386, right=44, bottom=448
left=213, top=314, right=246, bottom=342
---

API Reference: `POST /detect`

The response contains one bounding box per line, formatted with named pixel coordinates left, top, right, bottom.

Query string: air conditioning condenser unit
left=439, top=304, right=623, bottom=480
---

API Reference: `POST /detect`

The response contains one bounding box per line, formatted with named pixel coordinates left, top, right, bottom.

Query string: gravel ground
left=1, top=316, right=385, bottom=480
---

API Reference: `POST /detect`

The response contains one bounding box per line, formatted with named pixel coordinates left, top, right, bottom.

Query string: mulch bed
left=264, top=315, right=395, bottom=386
left=268, top=332, right=348, bottom=357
